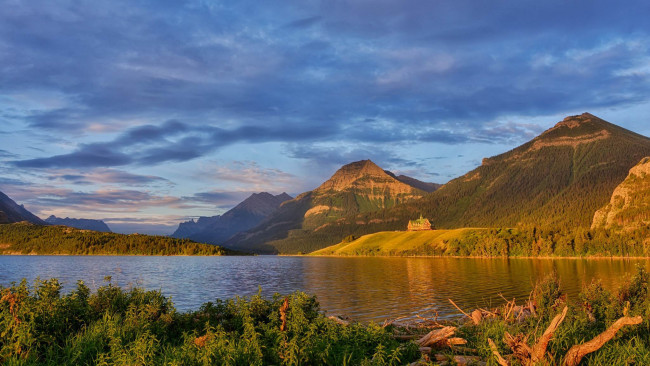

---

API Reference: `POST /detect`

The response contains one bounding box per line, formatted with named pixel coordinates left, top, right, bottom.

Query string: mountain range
left=3, top=112, right=650, bottom=256
left=224, top=113, right=650, bottom=254
left=45, top=216, right=112, bottom=232
left=224, top=160, right=436, bottom=253
left=171, top=192, right=292, bottom=244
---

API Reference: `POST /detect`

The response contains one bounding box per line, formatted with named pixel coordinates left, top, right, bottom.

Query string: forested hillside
left=0, top=223, right=240, bottom=255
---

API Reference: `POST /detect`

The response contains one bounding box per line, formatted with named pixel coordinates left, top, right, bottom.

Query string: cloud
left=202, top=161, right=296, bottom=187
left=47, top=169, right=171, bottom=186
left=183, top=190, right=252, bottom=208
left=3, top=0, right=648, bottom=148
left=0, top=149, right=17, bottom=158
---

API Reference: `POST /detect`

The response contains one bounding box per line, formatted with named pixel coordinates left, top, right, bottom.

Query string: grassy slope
left=311, top=228, right=487, bottom=256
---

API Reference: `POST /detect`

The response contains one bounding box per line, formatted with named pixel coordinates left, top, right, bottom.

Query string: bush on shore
left=0, top=278, right=418, bottom=365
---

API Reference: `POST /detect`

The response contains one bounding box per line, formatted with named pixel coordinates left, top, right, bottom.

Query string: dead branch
left=504, top=306, right=568, bottom=366
left=562, top=315, right=643, bottom=366
left=279, top=297, right=289, bottom=331
left=382, top=315, right=408, bottom=328
left=449, top=299, right=477, bottom=324
left=488, top=338, right=510, bottom=366
left=531, top=306, right=568, bottom=361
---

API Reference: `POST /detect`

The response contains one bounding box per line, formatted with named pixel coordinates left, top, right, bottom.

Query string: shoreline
left=303, top=254, right=650, bottom=260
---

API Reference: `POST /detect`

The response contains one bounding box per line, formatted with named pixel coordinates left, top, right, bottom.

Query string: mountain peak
left=550, top=112, right=604, bottom=130
left=316, top=159, right=393, bottom=192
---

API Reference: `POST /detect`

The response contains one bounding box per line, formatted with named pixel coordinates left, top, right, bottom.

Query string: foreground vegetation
left=2, top=268, right=650, bottom=365
left=0, top=223, right=239, bottom=256
left=0, top=278, right=420, bottom=365
left=313, top=226, right=650, bottom=257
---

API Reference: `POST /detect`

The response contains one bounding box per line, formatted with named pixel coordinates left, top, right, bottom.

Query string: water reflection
left=0, top=256, right=646, bottom=322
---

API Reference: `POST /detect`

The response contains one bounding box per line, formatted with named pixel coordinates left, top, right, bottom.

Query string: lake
left=0, top=255, right=647, bottom=322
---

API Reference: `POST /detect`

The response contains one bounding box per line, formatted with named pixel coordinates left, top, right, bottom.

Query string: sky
left=1, top=0, right=650, bottom=234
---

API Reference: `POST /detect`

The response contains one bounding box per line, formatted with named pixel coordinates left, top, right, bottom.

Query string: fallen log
left=562, top=315, right=643, bottom=366
left=416, top=326, right=458, bottom=348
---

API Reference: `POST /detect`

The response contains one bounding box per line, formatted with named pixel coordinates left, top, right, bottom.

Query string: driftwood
left=434, top=354, right=486, bottom=366
left=488, top=305, right=644, bottom=366
left=416, top=326, right=457, bottom=348
left=488, top=338, right=510, bottom=366
left=505, top=306, right=568, bottom=366
left=449, top=299, right=479, bottom=324
left=488, top=307, right=568, bottom=366
left=562, top=315, right=643, bottom=366
left=279, top=297, right=289, bottom=331
left=327, top=315, right=350, bottom=326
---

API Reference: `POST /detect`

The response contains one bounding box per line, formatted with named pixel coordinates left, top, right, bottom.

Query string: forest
left=0, top=223, right=240, bottom=256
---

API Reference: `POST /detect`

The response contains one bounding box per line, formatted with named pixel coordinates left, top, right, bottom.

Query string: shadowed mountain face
left=384, top=171, right=441, bottom=193
left=45, top=216, right=112, bottom=232
left=0, top=191, right=45, bottom=225
left=225, top=160, right=429, bottom=253
left=172, top=192, right=292, bottom=244
left=592, top=157, right=650, bottom=230
left=230, top=113, right=650, bottom=254
left=171, top=215, right=221, bottom=238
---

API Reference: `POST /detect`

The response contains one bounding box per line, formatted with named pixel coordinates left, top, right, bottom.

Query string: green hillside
left=0, top=223, right=241, bottom=255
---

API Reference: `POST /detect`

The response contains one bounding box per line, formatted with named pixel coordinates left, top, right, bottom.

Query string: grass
left=311, top=229, right=488, bottom=256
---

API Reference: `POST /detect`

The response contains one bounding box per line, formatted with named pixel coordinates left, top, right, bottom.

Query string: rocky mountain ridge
left=592, top=157, right=650, bottom=230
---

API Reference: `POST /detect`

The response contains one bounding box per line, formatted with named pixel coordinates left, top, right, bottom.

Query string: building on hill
left=407, top=215, right=432, bottom=231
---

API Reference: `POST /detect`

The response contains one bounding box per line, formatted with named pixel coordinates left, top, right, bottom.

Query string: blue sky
left=1, top=0, right=650, bottom=234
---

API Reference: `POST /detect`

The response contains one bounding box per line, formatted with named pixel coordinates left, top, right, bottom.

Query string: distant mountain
left=172, top=192, right=292, bottom=244
left=592, top=157, right=650, bottom=230
left=171, top=215, right=220, bottom=238
left=225, top=160, right=427, bottom=253
left=45, top=215, right=112, bottom=232
left=0, top=190, right=45, bottom=225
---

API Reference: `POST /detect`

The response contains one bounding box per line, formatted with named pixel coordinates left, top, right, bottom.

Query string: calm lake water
left=0, top=255, right=648, bottom=322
